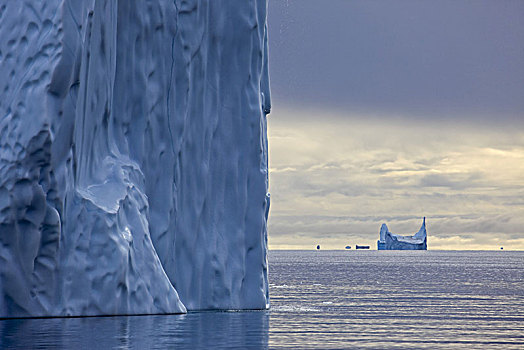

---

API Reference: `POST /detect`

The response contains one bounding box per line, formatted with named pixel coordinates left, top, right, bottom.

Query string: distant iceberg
left=377, top=218, right=427, bottom=250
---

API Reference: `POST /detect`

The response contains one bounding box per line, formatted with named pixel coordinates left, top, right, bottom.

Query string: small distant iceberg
left=377, top=218, right=427, bottom=250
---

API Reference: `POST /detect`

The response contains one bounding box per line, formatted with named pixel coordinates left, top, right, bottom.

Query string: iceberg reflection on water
left=0, top=312, right=269, bottom=349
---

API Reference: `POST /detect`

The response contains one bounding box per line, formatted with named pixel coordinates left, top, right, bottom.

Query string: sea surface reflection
left=0, top=311, right=269, bottom=349
left=1, top=251, right=523, bottom=349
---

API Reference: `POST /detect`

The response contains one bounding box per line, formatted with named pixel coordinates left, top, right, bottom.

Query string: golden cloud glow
left=267, top=107, right=524, bottom=250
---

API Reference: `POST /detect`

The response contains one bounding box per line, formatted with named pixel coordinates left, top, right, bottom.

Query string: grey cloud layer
left=268, top=0, right=524, bottom=124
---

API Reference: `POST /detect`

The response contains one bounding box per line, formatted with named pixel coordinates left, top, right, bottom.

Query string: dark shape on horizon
left=355, top=245, right=370, bottom=250
left=317, top=245, right=320, bottom=250
left=345, top=246, right=351, bottom=249
left=378, top=217, right=427, bottom=250
left=501, top=247, right=504, bottom=250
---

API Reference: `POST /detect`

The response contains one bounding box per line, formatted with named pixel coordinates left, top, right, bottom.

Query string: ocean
left=1, top=250, right=523, bottom=349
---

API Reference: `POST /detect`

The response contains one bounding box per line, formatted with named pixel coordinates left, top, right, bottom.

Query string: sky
left=266, top=0, right=524, bottom=250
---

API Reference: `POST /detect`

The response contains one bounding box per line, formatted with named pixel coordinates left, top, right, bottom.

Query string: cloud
left=268, top=0, right=524, bottom=125
left=264, top=1, right=524, bottom=250
left=418, top=172, right=483, bottom=190
left=267, top=108, right=524, bottom=250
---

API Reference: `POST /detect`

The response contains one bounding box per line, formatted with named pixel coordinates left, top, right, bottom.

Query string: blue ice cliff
left=377, top=218, right=427, bottom=250
left=0, top=0, right=270, bottom=317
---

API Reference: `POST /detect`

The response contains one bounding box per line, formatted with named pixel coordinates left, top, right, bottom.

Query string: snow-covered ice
left=0, top=0, right=270, bottom=317
left=377, top=218, right=427, bottom=250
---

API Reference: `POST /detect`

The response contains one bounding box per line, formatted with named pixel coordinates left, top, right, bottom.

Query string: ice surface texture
left=377, top=218, right=427, bottom=250
left=0, top=0, right=270, bottom=317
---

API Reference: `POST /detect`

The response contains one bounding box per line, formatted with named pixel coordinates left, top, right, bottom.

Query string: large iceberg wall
left=0, top=0, right=270, bottom=318
left=377, top=218, right=427, bottom=250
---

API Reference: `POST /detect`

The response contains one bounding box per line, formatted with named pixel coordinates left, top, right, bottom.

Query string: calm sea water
left=1, top=250, right=523, bottom=349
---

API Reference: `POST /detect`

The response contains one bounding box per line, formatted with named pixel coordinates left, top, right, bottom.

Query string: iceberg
left=377, top=218, right=427, bottom=250
left=0, top=0, right=270, bottom=318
